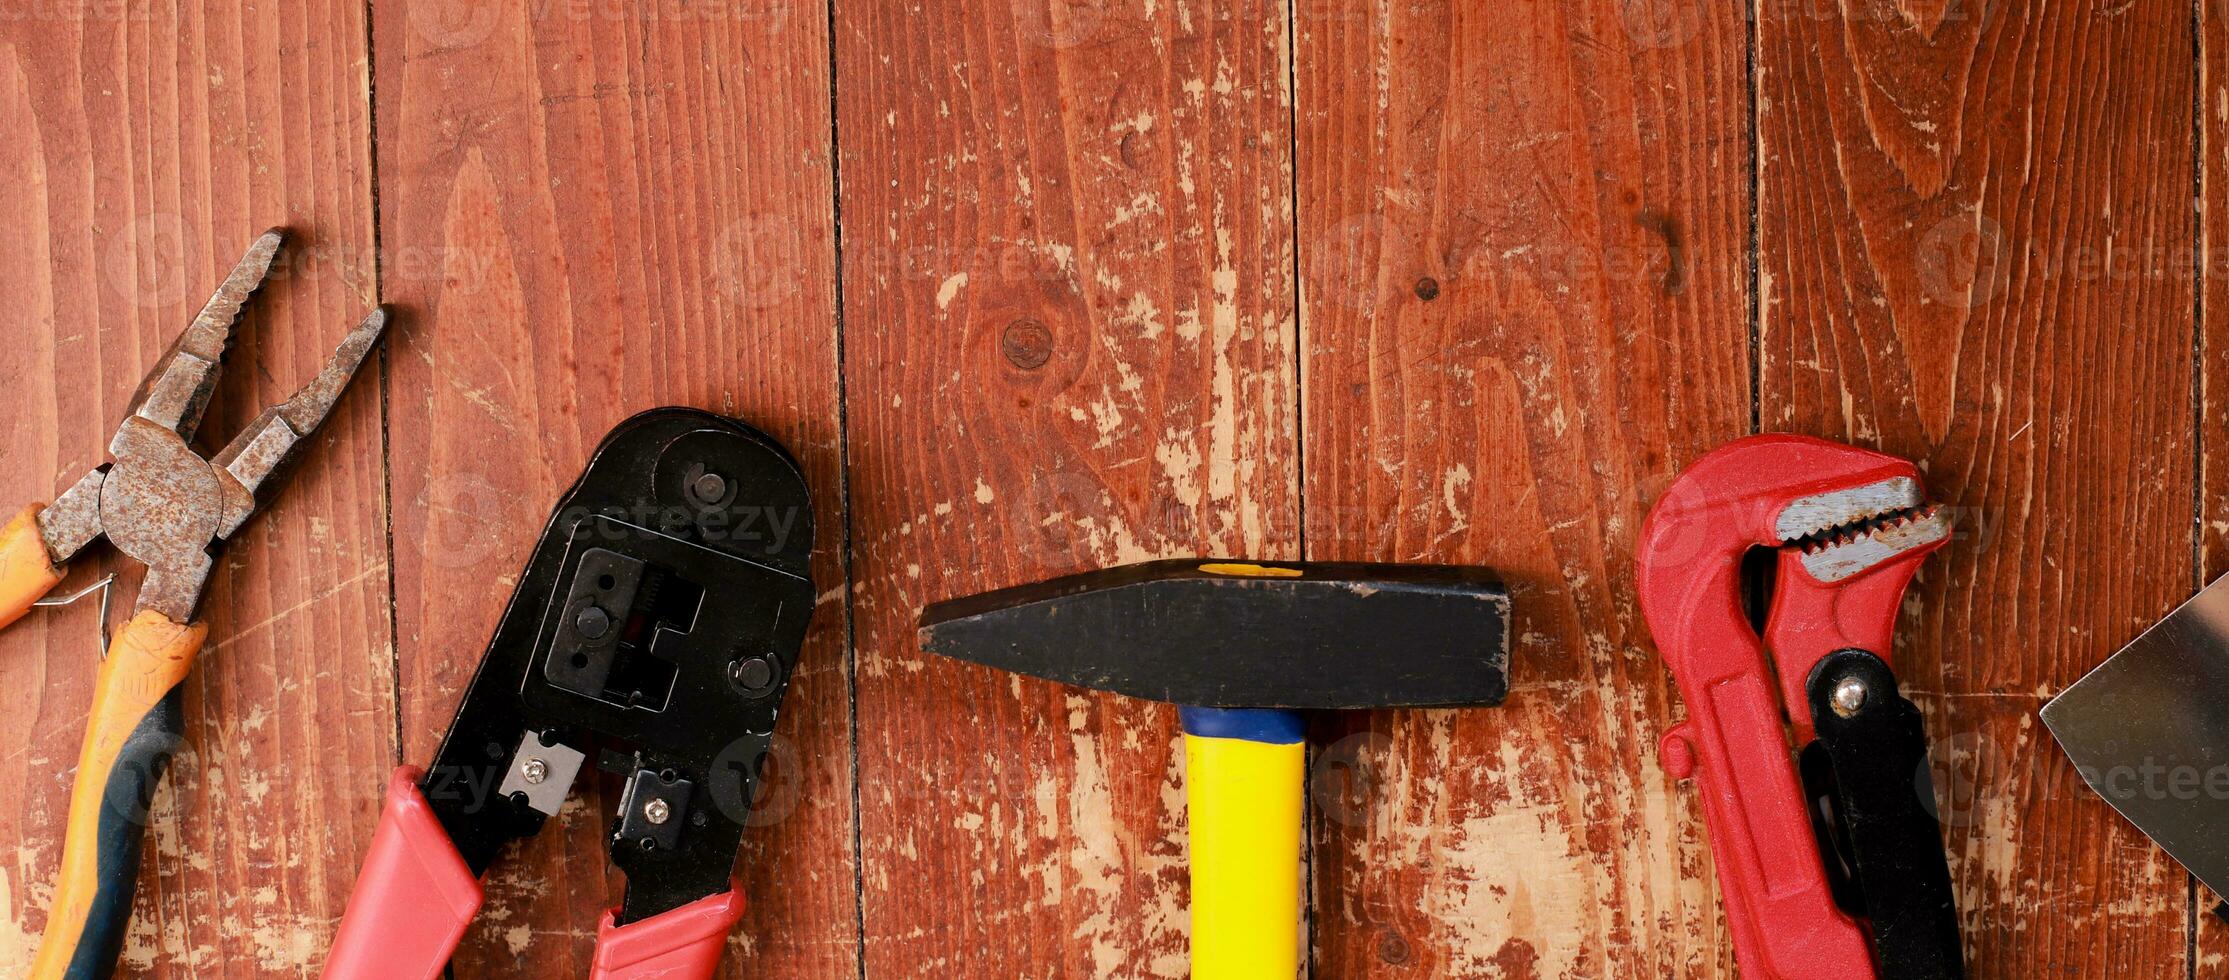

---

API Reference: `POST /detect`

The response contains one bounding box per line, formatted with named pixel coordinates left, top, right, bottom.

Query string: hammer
left=919, top=559, right=1511, bottom=978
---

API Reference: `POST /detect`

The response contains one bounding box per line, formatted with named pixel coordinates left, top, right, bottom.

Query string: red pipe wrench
left=1638, top=435, right=1964, bottom=979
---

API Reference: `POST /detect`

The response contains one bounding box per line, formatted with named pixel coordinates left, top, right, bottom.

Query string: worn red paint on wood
left=373, top=1, right=853, bottom=976
left=2197, top=0, right=2229, bottom=968
left=1760, top=0, right=2196, bottom=974
left=1296, top=1, right=1750, bottom=976
left=0, top=4, right=389, bottom=976
left=0, top=0, right=2219, bottom=976
left=837, top=0, right=1298, bottom=974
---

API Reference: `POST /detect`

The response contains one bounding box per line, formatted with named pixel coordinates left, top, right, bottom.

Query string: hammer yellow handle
left=1185, top=719, right=1305, bottom=979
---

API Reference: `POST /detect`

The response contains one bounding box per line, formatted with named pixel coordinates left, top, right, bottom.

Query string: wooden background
left=0, top=0, right=2206, bottom=976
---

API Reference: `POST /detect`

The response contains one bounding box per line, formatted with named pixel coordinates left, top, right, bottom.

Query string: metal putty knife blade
left=2043, top=572, right=2229, bottom=898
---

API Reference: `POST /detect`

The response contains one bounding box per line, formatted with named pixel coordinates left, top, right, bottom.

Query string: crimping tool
left=0, top=229, right=387, bottom=980
left=1637, top=434, right=1964, bottom=979
left=322, top=409, right=816, bottom=980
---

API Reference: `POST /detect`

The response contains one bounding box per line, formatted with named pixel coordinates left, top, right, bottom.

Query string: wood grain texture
left=373, top=1, right=852, bottom=975
left=2203, top=0, right=2229, bottom=969
left=1295, top=1, right=1750, bottom=975
left=1760, top=0, right=2195, bottom=974
left=0, top=4, right=389, bottom=975
left=0, top=0, right=2209, bottom=976
left=836, top=0, right=1298, bottom=973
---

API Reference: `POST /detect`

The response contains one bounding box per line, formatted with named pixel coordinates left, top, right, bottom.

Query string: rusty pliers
left=0, top=230, right=388, bottom=980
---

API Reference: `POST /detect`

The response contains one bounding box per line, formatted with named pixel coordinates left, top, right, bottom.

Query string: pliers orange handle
left=0, top=505, right=69, bottom=629
left=3, top=230, right=388, bottom=980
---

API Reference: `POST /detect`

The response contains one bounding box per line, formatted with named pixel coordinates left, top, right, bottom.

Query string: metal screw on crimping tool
left=1831, top=677, right=1870, bottom=718
left=644, top=798, right=672, bottom=826
left=731, top=656, right=778, bottom=697
left=576, top=606, right=611, bottom=640
left=521, top=758, right=549, bottom=785
left=689, top=471, right=729, bottom=507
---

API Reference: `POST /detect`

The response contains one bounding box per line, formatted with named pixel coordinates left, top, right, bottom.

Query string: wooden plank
left=373, top=2, right=852, bottom=975
left=1760, top=0, right=2194, bottom=974
left=1294, top=1, right=1751, bottom=974
left=0, top=5, right=388, bottom=976
left=2202, top=0, right=2229, bottom=967
left=836, top=0, right=1298, bottom=972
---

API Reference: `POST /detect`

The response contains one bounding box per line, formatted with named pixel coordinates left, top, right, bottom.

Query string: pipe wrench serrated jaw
left=1636, top=434, right=1961, bottom=980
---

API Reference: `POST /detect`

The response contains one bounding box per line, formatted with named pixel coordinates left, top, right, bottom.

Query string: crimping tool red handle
left=1639, top=434, right=1963, bottom=979
left=323, top=770, right=743, bottom=980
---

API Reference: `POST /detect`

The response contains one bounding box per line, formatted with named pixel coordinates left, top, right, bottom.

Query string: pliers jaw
left=28, top=230, right=389, bottom=623
left=1638, top=434, right=1963, bottom=980
left=208, top=306, right=391, bottom=538
left=116, top=228, right=281, bottom=443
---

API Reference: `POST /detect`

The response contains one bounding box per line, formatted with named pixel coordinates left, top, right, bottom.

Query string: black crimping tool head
left=439, top=407, right=816, bottom=913
left=326, top=408, right=816, bottom=977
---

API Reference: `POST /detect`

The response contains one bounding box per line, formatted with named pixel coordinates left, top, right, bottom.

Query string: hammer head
left=918, top=560, right=1511, bottom=710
